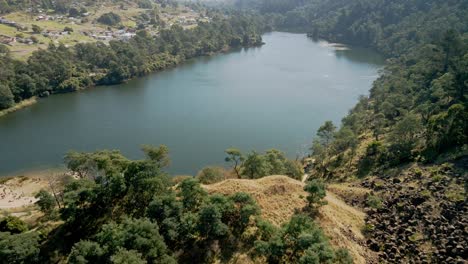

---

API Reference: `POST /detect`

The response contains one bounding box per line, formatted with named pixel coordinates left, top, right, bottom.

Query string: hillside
left=204, top=175, right=377, bottom=263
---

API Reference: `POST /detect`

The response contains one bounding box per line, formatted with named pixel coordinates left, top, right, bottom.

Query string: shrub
left=97, top=12, right=121, bottom=26
left=366, top=195, right=383, bottom=209
left=304, top=179, right=327, bottom=216
left=196, top=166, right=226, bottom=184
left=0, top=216, right=28, bottom=234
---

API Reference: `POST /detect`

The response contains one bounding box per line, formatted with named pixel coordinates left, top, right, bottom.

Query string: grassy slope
left=203, top=175, right=376, bottom=263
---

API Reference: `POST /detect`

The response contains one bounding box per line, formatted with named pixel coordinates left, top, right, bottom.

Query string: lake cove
left=0, top=32, right=384, bottom=176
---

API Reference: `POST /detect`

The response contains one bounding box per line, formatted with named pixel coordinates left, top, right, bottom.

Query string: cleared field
left=0, top=4, right=201, bottom=59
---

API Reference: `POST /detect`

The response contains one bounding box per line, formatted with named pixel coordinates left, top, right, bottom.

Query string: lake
left=0, top=32, right=384, bottom=176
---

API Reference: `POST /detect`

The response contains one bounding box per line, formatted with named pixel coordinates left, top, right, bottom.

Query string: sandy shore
left=0, top=168, right=65, bottom=209
left=0, top=97, right=38, bottom=118
left=0, top=177, right=46, bottom=209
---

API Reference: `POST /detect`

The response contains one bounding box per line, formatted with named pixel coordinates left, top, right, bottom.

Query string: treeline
left=235, top=0, right=468, bottom=56
left=0, top=14, right=264, bottom=110
left=229, top=0, right=468, bottom=177
left=271, top=0, right=467, bottom=178
left=306, top=27, right=467, bottom=178
left=0, top=146, right=352, bottom=263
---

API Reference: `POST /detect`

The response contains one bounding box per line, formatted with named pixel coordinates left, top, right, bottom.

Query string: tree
left=111, top=249, right=146, bottom=264
left=254, top=214, right=334, bottom=264
left=177, top=178, right=206, bottom=211
left=95, top=218, right=175, bottom=263
left=0, top=84, right=14, bottom=109
left=97, top=12, right=122, bottom=26
left=0, top=232, right=40, bottom=263
left=303, top=179, right=327, bottom=217
left=68, top=240, right=104, bottom=264
left=242, top=151, right=271, bottom=179
left=68, top=7, right=80, bottom=17
left=317, top=121, right=336, bottom=146
left=0, top=216, right=28, bottom=234
left=225, top=148, right=244, bottom=178
left=141, top=145, right=170, bottom=168
left=35, top=189, right=56, bottom=215
left=196, top=166, right=226, bottom=184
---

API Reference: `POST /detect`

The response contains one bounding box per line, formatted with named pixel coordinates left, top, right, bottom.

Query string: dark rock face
left=362, top=162, right=467, bottom=263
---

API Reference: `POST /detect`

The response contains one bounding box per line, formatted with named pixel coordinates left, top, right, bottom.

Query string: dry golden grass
left=203, top=175, right=307, bottom=226
left=204, top=176, right=377, bottom=263
left=0, top=97, right=37, bottom=117
left=319, top=190, right=378, bottom=264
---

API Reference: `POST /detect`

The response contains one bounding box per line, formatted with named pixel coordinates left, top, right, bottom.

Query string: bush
left=64, top=26, right=74, bottom=32
left=35, top=189, right=56, bottom=215
left=138, top=0, right=153, bottom=9
left=31, top=24, right=42, bottom=33
left=366, top=195, right=383, bottom=209
left=0, top=232, right=40, bottom=263
left=0, top=216, right=28, bottom=234
left=97, top=12, right=121, bottom=26
left=303, top=179, right=327, bottom=217
left=196, top=166, right=226, bottom=184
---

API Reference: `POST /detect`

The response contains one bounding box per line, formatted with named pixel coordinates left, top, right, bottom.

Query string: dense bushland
left=0, top=146, right=347, bottom=263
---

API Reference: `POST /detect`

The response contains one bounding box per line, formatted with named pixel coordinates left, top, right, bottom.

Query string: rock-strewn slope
left=361, top=160, right=467, bottom=263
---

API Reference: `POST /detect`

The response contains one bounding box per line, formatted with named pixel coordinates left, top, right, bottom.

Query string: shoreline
left=0, top=42, right=265, bottom=118
left=0, top=167, right=67, bottom=209
left=0, top=97, right=38, bottom=118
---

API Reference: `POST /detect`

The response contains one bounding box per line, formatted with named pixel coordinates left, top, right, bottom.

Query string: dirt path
left=319, top=190, right=378, bottom=264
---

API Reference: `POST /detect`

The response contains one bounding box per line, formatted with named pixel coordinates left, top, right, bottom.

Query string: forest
left=0, top=146, right=351, bottom=263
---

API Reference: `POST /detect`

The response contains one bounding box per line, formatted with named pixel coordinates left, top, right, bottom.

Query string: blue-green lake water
left=0, top=32, right=384, bottom=176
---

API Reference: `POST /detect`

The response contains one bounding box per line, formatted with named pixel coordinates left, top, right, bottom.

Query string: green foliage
left=141, top=145, right=170, bottom=168
left=177, top=178, right=207, bottom=211
left=97, top=12, right=121, bottom=26
left=0, top=15, right=264, bottom=110
left=242, top=151, right=272, bottom=179
left=225, top=148, right=245, bottom=178
left=97, top=218, right=174, bottom=263
left=138, top=0, right=153, bottom=9
left=31, top=24, right=42, bottom=34
left=68, top=7, right=80, bottom=17
left=254, top=214, right=336, bottom=264
left=240, top=149, right=303, bottom=179
left=110, top=249, right=146, bottom=264
left=196, top=166, right=226, bottom=184
left=366, top=195, right=383, bottom=209
left=0, top=84, right=14, bottom=109
left=303, top=179, right=327, bottom=216
left=35, top=189, right=56, bottom=215
left=0, top=216, right=28, bottom=234
left=0, top=231, right=40, bottom=263
left=68, top=240, right=105, bottom=264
